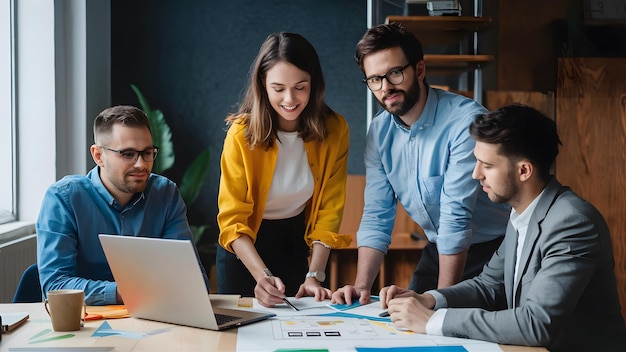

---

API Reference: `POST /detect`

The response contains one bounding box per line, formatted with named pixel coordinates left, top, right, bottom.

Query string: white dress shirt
left=425, top=190, right=544, bottom=335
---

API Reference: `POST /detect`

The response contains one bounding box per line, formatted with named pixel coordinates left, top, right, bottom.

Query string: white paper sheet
left=252, top=296, right=335, bottom=317
left=236, top=315, right=502, bottom=352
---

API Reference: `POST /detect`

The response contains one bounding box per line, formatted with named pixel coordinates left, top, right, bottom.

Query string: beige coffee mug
left=44, top=289, right=86, bottom=331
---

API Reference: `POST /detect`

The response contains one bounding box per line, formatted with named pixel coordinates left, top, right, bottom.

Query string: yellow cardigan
left=217, top=113, right=352, bottom=253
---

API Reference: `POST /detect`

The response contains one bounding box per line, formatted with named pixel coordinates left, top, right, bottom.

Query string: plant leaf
left=190, top=225, right=209, bottom=244
left=130, top=83, right=151, bottom=113
left=130, top=84, right=174, bottom=174
left=180, top=147, right=211, bottom=206
left=149, top=109, right=175, bottom=173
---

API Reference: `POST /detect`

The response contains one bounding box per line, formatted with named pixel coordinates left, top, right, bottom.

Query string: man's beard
left=377, top=81, right=420, bottom=116
left=486, top=174, right=519, bottom=205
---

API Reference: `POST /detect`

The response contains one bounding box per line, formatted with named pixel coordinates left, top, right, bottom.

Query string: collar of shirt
left=510, top=189, right=545, bottom=235
left=88, top=166, right=145, bottom=209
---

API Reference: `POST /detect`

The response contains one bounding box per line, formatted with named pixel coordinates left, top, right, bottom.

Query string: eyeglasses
left=362, top=63, right=412, bottom=91
left=100, top=146, right=159, bottom=164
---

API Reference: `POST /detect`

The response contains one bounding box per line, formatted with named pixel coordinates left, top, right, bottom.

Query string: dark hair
left=93, top=105, right=151, bottom=144
left=355, top=23, right=424, bottom=74
left=470, top=104, right=562, bottom=180
left=227, top=32, right=333, bottom=150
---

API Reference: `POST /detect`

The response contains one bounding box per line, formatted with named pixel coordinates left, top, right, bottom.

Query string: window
left=0, top=0, right=14, bottom=224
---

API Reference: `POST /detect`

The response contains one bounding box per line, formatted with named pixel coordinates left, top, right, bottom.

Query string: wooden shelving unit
left=365, top=0, right=491, bottom=121
left=385, top=15, right=494, bottom=75
left=424, top=54, right=494, bottom=75
left=385, top=15, right=492, bottom=45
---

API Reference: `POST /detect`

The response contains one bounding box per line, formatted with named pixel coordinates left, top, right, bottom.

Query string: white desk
left=0, top=303, right=547, bottom=352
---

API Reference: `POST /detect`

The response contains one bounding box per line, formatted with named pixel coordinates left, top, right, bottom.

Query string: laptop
left=98, top=234, right=275, bottom=330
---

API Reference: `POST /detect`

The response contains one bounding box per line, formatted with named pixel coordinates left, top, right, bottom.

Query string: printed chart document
left=325, top=299, right=391, bottom=322
left=252, top=296, right=389, bottom=320
left=242, top=298, right=502, bottom=352
left=236, top=315, right=502, bottom=352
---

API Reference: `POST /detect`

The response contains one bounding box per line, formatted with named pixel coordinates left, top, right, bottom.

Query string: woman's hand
left=254, top=275, right=287, bottom=307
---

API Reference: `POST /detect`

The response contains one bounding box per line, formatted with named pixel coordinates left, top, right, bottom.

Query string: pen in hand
left=282, top=298, right=300, bottom=311
left=379, top=310, right=390, bottom=317
left=263, top=268, right=298, bottom=311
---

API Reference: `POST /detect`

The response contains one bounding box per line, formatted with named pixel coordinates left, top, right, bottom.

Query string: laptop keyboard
left=215, top=313, right=241, bottom=325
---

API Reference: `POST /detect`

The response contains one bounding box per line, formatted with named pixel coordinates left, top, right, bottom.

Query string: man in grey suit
left=379, top=104, right=626, bottom=351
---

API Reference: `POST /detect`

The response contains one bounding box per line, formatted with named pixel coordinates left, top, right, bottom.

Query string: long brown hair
left=226, top=32, right=334, bottom=150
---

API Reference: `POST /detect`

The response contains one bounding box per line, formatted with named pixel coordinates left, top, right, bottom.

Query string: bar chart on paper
left=242, top=298, right=503, bottom=351
left=238, top=315, right=503, bottom=351
left=271, top=317, right=415, bottom=339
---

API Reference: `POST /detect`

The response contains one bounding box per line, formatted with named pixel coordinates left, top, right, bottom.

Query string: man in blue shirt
left=37, top=105, right=209, bottom=305
left=332, top=23, right=509, bottom=305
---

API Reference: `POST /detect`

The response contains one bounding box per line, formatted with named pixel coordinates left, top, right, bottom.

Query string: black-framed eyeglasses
left=100, top=146, right=159, bottom=164
left=362, top=63, right=412, bottom=91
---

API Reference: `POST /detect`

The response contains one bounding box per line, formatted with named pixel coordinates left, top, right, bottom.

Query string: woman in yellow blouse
left=216, top=32, right=351, bottom=307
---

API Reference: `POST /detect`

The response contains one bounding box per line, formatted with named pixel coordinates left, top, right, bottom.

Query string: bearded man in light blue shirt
left=332, top=23, right=509, bottom=305
left=37, top=105, right=209, bottom=305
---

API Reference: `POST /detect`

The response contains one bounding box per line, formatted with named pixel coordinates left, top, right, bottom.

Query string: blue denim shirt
left=358, top=86, right=510, bottom=255
left=36, top=166, right=209, bottom=305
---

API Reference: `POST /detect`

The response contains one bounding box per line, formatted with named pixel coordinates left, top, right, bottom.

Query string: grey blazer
left=436, top=177, right=626, bottom=351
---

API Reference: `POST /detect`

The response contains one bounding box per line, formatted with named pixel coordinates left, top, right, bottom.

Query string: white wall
left=16, top=0, right=57, bottom=221
left=16, top=0, right=110, bottom=221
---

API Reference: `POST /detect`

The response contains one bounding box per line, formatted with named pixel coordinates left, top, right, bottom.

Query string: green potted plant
left=130, top=84, right=211, bottom=244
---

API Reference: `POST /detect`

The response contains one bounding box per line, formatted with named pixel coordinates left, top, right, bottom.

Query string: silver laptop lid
left=99, top=234, right=221, bottom=329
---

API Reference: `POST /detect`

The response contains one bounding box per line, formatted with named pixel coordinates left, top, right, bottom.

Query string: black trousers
left=407, top=236, right=504, bottom=293
left=216, top=211, right=310, bottom=297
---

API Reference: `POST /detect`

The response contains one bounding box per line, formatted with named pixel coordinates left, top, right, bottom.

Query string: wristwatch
left=305, top=271, right=326, bottom=283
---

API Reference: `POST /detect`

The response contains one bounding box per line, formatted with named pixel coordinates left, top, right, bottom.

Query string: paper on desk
left=356, top=347, right=468, bottom=351
left=1, top=312, right=29, bottom=332
left=237, top=316, right=502, bottom=352
left=91, top=321, right=171, bottom=339
left=251, top=297, right=392, bottom=321
left=252, top=296, right=334, bottom=316
left=327, top=296, right=379, bottom=311
left=323, top=300, right=391, bottom=322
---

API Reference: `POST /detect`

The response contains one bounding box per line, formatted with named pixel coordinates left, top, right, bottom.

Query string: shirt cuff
left=105, top=281, right=119, bottom=305
left=425, top=308, right=447, bottom=336
left=312, top=240, right=331, bottom=249
left=424, top=289, right=448, bottom=310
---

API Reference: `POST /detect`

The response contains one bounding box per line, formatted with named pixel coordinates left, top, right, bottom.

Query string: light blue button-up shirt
left=37, top=166, right=209, bottom=305
left=358, top=86, right=510, bottom=255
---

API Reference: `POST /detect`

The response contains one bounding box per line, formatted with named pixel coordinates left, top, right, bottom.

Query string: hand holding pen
left=263, top=269, right=299, bottom=311
left=255, top=268, right=298, bottom=310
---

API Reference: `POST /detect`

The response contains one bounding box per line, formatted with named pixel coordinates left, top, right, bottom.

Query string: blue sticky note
left=329, top=301, right=363, bottom=311
left=320, top=312, right=391, bottom=322
left=92, top=321, right=115, bottom=337
left=356, top=347, right=467, bottom=352
left=329, top=296, right=379, bottom=311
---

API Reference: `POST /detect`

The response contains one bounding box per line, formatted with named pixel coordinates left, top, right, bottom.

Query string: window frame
left=0, top=0, right=16, bottom=225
